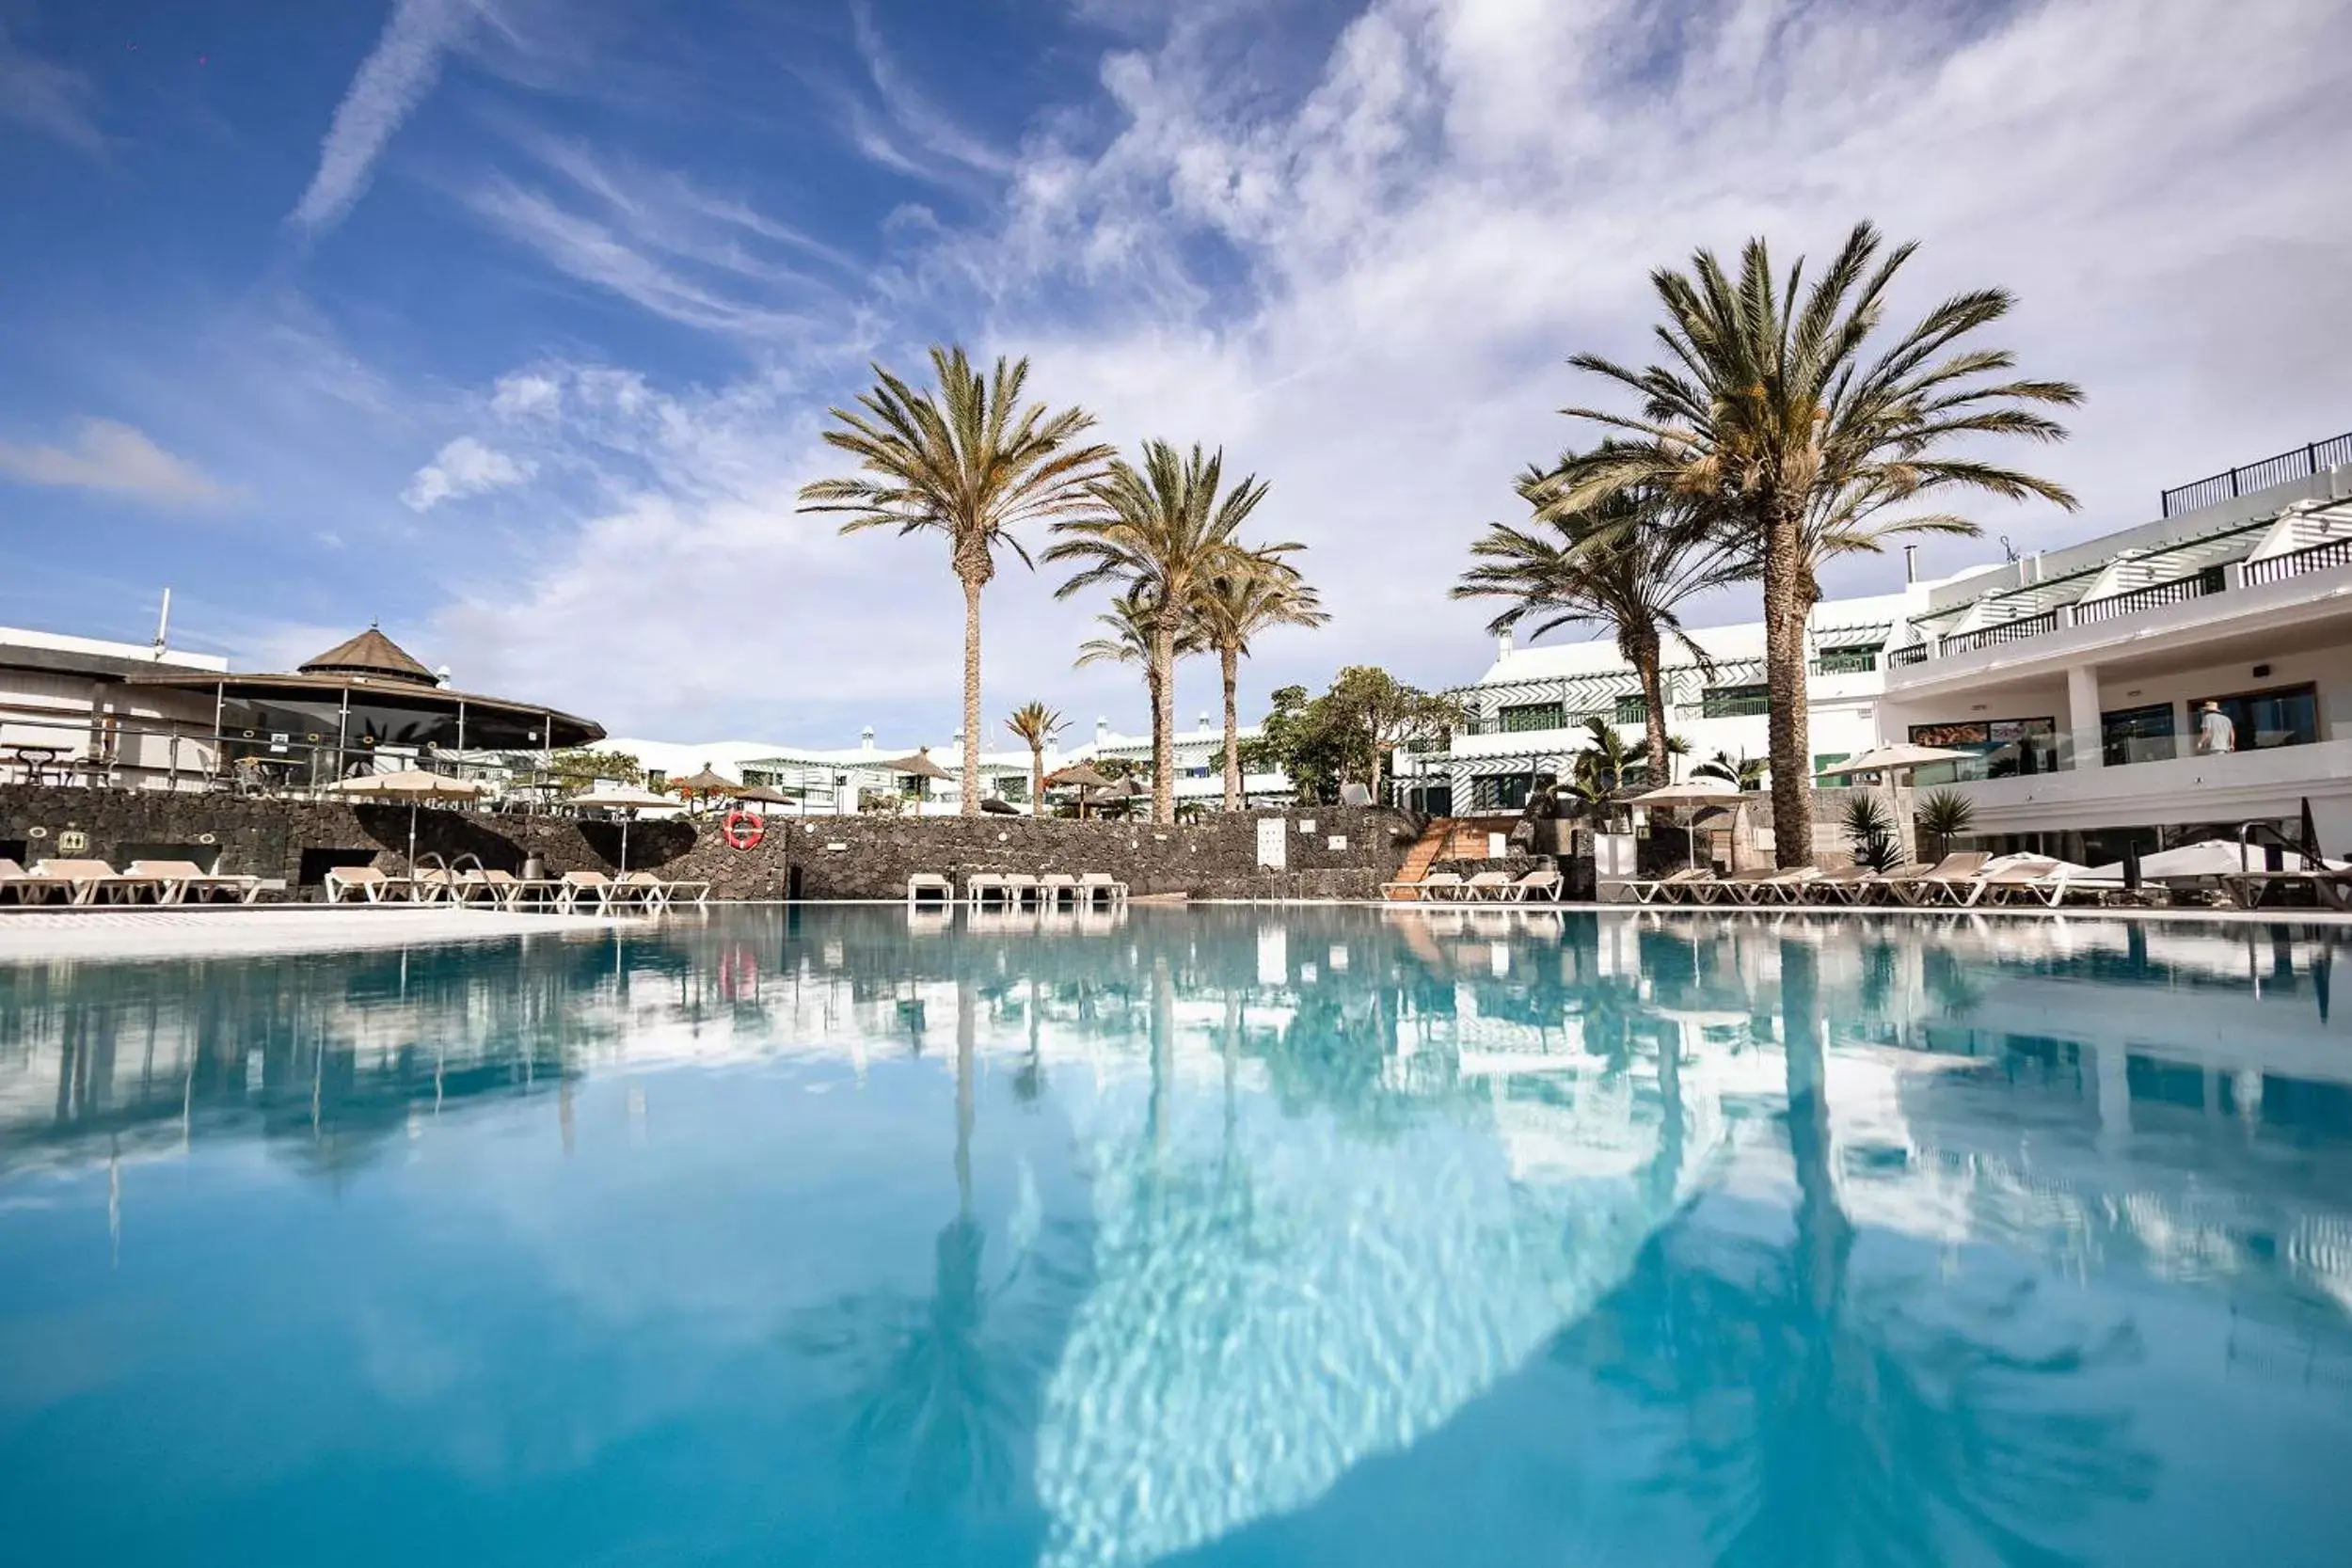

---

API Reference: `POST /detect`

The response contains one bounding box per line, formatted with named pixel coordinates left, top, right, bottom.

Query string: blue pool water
left=3, top=905, right=2350, bottom=1566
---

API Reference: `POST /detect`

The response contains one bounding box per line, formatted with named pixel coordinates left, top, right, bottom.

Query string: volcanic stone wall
left=0, top=785, right=1418, bottom=901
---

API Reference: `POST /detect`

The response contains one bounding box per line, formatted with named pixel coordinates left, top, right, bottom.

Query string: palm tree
left=1553, top=222, right=2081, bottom=864
left=1695, top=750, right=1769, bottom=791
left=1454, top=452, right=1743, bottom=771
left=1003, top=701, right=1065, bottom=818
left=1193, top=557, right=1327, bottom=811
left=1073, top=586, right=1205, bottom=755
left=1047, top=441, right=1287, bottom=824
left=799, top=345, right=1115, bottom=816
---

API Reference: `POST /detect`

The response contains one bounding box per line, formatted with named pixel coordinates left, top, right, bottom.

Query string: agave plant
left=1841, top=793, right=1901, bottom=872
left=1915, top=787, right=1979, bottom=862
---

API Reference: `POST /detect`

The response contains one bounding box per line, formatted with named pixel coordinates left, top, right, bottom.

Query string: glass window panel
left=2191, top=683, right=2318, bottom=752
left=2101, top=702, right=2177, bottom=767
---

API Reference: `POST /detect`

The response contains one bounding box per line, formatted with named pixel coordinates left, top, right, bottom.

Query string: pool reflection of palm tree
left=1568, top=939, right=2153, bottom=1564
left=791, top=978, right=1072, bottom=1511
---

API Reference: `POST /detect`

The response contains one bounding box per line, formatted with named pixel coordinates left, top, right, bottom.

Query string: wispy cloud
left=402, top=435, right=534, bottom=510
left=291, top=0, right=485, bottom=232
left=844, top=2, right=1014, bottom=182
left=0, top=419, right=233, bottom=508
left=0, top=21, right=102, bottom=154
left=466, top=136, right=861, bottom=342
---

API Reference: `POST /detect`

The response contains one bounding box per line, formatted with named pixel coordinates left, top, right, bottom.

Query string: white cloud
left=402, top=436, right=534, bottom=510
left=291, top=0, right=485, bottom=231
left=0, top=419, right=232, bottom=508
left=0, top=22, right=102, bottom=153
left=425, top=0, right=2352, bottom=742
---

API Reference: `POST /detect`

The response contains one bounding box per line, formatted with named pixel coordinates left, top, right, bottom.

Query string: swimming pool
left=3, top=905, right=2348, bottom=1565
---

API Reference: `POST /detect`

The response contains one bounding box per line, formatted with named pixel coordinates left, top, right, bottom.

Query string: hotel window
left=1498, top=701, right=1565, bottom=733
left=1700, top=683, right=1772, bottom=719
left=1476, top=774, right=1534, bottom=811
left=1907, top=718, right=2058, bottom=780
left=2189, top=683, right=2319, bottom=752
left=1813, top=645, right=1879, bottom=674
left=2100, top=703, right=2177, bottom=767
left=1613, top=694, right=1646, bottom=726
left=1813, top=752, right=1850, bottom=776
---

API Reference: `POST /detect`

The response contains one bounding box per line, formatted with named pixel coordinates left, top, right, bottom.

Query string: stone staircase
left=1383, top=816, right=1457, bottom=898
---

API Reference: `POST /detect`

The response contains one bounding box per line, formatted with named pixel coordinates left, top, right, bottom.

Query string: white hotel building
left=1406, top=432, right=2352, bottom=862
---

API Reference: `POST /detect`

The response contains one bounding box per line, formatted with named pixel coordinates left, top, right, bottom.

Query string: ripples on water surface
left=2, top=906, right=2350, bottom=1566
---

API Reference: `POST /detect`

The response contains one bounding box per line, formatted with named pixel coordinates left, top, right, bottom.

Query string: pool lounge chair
left=1691, top=869, right=1786, bottom=906
left=324, top=865, right=407, bottom=904
left=1000, top=872, right=1042, bottom=909
left=125, top=859, right=262, bottom=905
left=35, top=859, right=165, bottom=906
left=1506, top=867, right=1564, bottom=903
left=0, top=858, right=79, bottom=906
left=1624, top=867, right=1711, bottom=905
left=964, top=872, right=1011, bottom=909
left=613, top=872, right=672, bottom=912
left=1077, top=872, right=1128, bottom=906
left=1800, top=863, right=1881, bottom=905
left=1461, top=870, right=1517, bottom=902
left=1039, top=872, right=1080, bottom=909
left=1404, top=872, right=1467, bottom=902
left=907, top=873, right=953, bottom=909
left=1888, top=853, right=1994, bottom=907
left=559, top=870, right=619, bottom=913
left=1979, top=863, right=2128, bottom=909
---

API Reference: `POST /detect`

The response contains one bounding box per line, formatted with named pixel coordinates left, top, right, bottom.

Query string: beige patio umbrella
left=322, top=768, right=485, bottom=869
left=569, top=783, right=675, bottom=873
left=1815, top=743, right=1972, bottom=784
left=879, top=748, right=953, bottom=811
left=1628, top=777, right=1746, bottom=869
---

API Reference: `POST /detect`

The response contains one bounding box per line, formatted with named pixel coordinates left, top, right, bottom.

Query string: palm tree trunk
left=1220, top=643, right=1242, bottom=812
left=1633, top=628, right=1670, bottom=784
left=1761, top=496, right=1814, bottom=867
left=960, top=574, right=985, bottom=817
left=1151, top=617, right=1177, bottom=825
left=1030, top=748, right=1044, bottom=818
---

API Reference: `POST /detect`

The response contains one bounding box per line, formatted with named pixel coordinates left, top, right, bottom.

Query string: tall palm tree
left=1047, top=441, right=1286, bottom=824
left=1695, top=750, right=1769, bottom=791
left=1074, top=588, right=1202, bottom=798
left=1454, top=452, right=1743, bottom=771
left=1193, top=557, right=1327, bottom=811
left=1003, top=701, right=1065, bottom=818
left=799, top=345, right=1115, bottom=816
left=1553, top=222, right=2081, bottom=864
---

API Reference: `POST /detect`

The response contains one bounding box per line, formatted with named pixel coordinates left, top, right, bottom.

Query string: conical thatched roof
left=299, top=626, right=438, bottom=687
left=880, top=749, right=954, bottom=781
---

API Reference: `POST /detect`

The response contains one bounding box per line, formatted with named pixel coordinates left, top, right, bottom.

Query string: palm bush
left=1915, top=788, right=1978, bottom=862
left=1004, top=702, right=1065, bottom=818
left=1553, top=222, right=2081, bottom=865
left=1841, top=793, right=1901, bottom=872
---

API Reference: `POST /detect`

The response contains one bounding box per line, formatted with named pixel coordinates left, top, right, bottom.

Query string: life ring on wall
left=722, top=810, right=765, bottom=850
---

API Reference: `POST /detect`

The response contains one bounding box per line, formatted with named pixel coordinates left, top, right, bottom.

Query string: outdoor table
left=6, top=744, right=62, bottom=784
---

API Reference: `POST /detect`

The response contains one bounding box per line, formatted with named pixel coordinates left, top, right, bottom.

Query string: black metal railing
left=2074, top=568, right=2220, bottom=626
left=1808, top=650, right=1879, bottom=675
left=2244, top=534, right=2352, bottom=586
left=1887, top=643, right=1931, bottom=668
left=1940, top=611, right=2058, bottom=656
left=2161, top=430, right=2352, bottom=517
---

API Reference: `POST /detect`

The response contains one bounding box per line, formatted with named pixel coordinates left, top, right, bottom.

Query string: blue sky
left=3, top=0, right=2348, bottom=745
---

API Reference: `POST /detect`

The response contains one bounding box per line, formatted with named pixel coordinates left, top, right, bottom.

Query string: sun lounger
left=1401, top=871, right=1467, bottom=902
left=1692, top=869, right=1786, bottom=906
left=1077, top=872, right=1128, bottom=906
left=1624, top=867, right=1711, bottom=905
left=906, top=873, right=953, bottom=909
left=325, top=865, right=396, bottom=904
left=125, top=859, right=262, bottom=905
left=1000, top=872, right=1042, bottom=908
left=1979, top=864, right=2128, bottom=909
left=1462, top=870, right=1517, bottom=901
left=449, top=867, right=518, bottom=909
left=559, top=870, right=619, bottom=913
left=34, top=859, right=165, bottom=906
left=1506, top=867, right=1564, bottom=903
left=1801, top=863, right=1883, bottom=904
left=1737, top=867, right=1822, bottom=905
left=1890, top=852, right=1994, bottom=907
left=611, top=872, right=670, bottom=911
left=0, top=857, right=79, bottom=906
left=965, top=872, right=1010, bottom=908
left=1039, top=872, right=1080, bottom=909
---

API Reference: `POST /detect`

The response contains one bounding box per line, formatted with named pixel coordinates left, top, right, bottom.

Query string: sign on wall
left=1256, top=816, right=1288, bottom=869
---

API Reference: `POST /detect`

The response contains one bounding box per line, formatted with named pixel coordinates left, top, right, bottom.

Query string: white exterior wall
left=0, top=627, right=227, bottom=788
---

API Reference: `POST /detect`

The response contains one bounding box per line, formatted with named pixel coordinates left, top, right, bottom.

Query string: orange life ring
left=722, top=809, right=765, bottom=850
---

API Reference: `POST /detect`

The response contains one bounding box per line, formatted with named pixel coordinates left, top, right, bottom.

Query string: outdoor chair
left=1801, top=864, right=1883, bottom=905
left=559, top=870, right=619, bottom=913
left=1000, top=872, right=1042, bottom=909
left=453, top=868, right=520, bottom=909
left=906, top=874, right=953, bottom=909
left=1039, top=872, right=1080, bottom=909
left=661, top=874, right=711, bottom=908
left=613, top=872, right=671, bottom=912
left=1889, top=853, right=1994, bottom=907
left=1747, top=867, right=1823, bottom=905
left=1978, top=863, right=2127, bottom=909
left=325, top=865, right=394, bottom=903
left=964, top=872, right=1011, bottom=909
left=33, top=859, right=164, bottom=906
left=125, top=860, right=262, bottom=905
left=1077, top=872, right=1128, bottom=906
left=1506, top=867, right=1564, bottom=903
left=0, top=858, right=78, bottom=906
left=1624, top=867, right=1711, bottom=905
left=1692, top=869, right=1785, bottom=906
left=1461, top=870, right=1517, bottom=901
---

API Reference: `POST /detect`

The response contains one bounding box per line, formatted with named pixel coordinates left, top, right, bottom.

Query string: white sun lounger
left=125, top=859, right=262, bottom=905
left=1077, top=872, right=1128, bottom=906
left=907, top=873, right=953, bottom=909
left=0, top=858, right=79, bottom=905
left=34, top=859, right=166, bottom=906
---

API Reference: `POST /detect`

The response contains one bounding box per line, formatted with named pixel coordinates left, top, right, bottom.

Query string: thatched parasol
left=672, top=763, right=739, bottom=803
left=1045, top=762, right=1115, bottom=790
left=734, top=784, right=799, bottom=806
left=880, top=749, right=954, bottom=781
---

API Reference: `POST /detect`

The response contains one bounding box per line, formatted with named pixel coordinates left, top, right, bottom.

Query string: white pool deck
left=0, top=907, right=638, bottom=960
